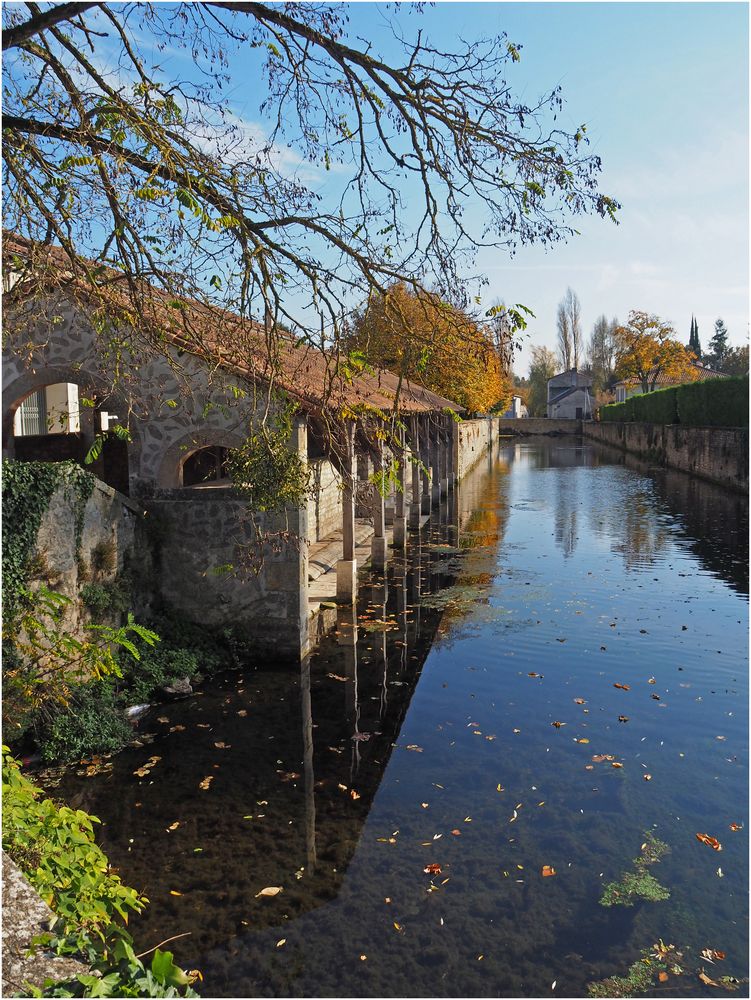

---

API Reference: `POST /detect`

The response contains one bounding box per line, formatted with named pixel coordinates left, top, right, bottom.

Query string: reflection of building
left=546, top=369, right=593, bottom=419
left=613, top=362, right=727, bottom=403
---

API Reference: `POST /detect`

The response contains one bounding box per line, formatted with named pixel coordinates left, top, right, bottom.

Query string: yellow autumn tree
left=613, top=311, right=698, bottom=393
left=347, top=283, right=513, bottom=413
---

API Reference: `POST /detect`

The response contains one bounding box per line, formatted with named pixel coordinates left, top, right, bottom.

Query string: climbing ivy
left=2, top=460, right=94, bottom=624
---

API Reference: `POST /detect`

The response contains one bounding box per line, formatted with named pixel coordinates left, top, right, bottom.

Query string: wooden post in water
left=337, top=420, right=357, bottom=602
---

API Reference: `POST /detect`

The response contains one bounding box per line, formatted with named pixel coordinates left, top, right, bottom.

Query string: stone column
left=420, top=416, right=431, bottom=515
left=355, top=451, right=370, bottom=517
left=448, top=415, right=458, bottom=489
left=409, top=415, right=422, bottom=528
left=439, top=417, right=449, bottom=498
left=337, top=421, right=357, bottom=603
left=430, top=421, right=441, bottom=506
left=291, top=415, right=310, bottom=658
left=371, top=437, right=387, bottom=570
left=392, top=425, right=407, bottom=550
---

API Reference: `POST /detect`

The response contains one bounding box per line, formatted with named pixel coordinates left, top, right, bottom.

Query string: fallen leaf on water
left=451, top=829, right=461, bottom=836
left=729, top=823, right=743, bottom=831
left=698, top=970, right=722, bottom=987
left=618, top=716, right=629, bottom=723
left=611, top=762, right=623, bottom=769
left=528, top=672, right=543, bottom=678
left=276, top=939, right=286, bottom=948
left=464, top=816, right=472, bottom=823
left=360, top=955, right=367, bottom=961
left=352, top=733, right=371, bottom=742
left=496, top=784, right=505, bottom=792
left=551, top=721, right=566, bottom=728
left=237, top=710, right=247, bottom=717
left=648, top=677, right=656, bottom=685
left=585, top=765, right=594, bottom=770
left=613, top=683, right=630, bottom=691
left=166, top=822, right=180, bottom=832
left=424, top=863, right=442, bottom=875
left=513, top=728, right=521, bottom=734
left=576, top=738, right=590, bottom=744
left=574, top=698, right=586, bottom=705
left=376, top=837, right=397, bottom=844
left=592, top=754, right=615, bottom=763
left=214, top=742, right=230, bottom=749
left=421, top=802, right=429, bottom=809
left=326, top=673, right=347, bottom=682
left=169, top=725, right=185, bottom=733
left=196, top=724, right=210, bottom=729
left=541, top=865, right=556, bottom=877
left=556, top=638, right=566, bottom=643
left=350, top=790, right=361, bottom=800
left=255, top=886, right=283, bottom=898
left=696, top=833, right=722, bottom=851
left=701, top=949, right=726, bottom=962
left=658, top=971, right=669, bottom=982
left=393, top=922, right=403, bottom=932
left=198, top=776, right=214, bottom=790
left=405, top=745, right=423, bottom=752
left=643, top=774, right=652, bottom=781
left=157, top=717, right=169, bottom=724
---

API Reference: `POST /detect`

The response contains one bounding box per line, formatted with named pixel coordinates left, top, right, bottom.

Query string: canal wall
left=497, top=418, right=582, bottom=435
left=583, top=422, right=749, bottom=492
left=456, top=417, right=497, bottom=479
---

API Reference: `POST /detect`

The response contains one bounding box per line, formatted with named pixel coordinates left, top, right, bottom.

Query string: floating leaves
left=701, top=949, right=726, bottom=963
left=133, top=755, right=161, bottom=779
left=198, top=775, right=214, bottom=790
left=599, top=832, right=670, bottom=907
left=696, top=833, right=722, bottom=851
left=541, top=865, right=556, bottom=877
left=424, top=863, right=442, bottom=875
left=551, top=721, right=566, bottom=728
left=255, top=886, right=283, bottom=898
left=729, top=823, right=743, bottom=832
left=405, top=745, right=423, bottom=752
left=613, top=683, right=630, bottom=691
left=574, top=698, right=587, bottom=705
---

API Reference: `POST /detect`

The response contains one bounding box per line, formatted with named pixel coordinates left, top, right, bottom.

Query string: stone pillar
left=409, top=415, right=422, bottom=528
left=392, top=426, right=407, bottom=550
left=355, top=451, right=370, bottom=517
left=337, top=421, right=357, bottom=603
left=448, top=416, right=458, bottom=489
left=420, top=416, right=431, bottom=515
left=439, top=417, right=449, bottom=498
left=430, top=422, right=441, bottom=506
left=371, top=437, right=387, bottom=570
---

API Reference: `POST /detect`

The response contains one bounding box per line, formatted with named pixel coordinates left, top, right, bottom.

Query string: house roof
left=549, top=385, right=592, bottom=403
left=3, top=233, right=463, bottom=418
left=614, top=362, right=729, bottom=388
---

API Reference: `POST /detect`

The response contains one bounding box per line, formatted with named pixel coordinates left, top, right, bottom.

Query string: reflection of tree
left=591, top=488, right=670, bottom=569
left=461, top=505, right=506, bottom=550
left=554, top=477, right=579, bottom=559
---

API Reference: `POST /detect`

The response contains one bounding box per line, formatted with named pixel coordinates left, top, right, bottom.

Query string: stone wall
left=307, top=459, right=341, bottom=542
left=497, top=418, right=582, bottom=436
left=456, top=417, right=496, bottom=479
left=30, top=477, right=153, bottom=637
left=149, top=492, right=309, bottom=660
left=583, top=421, right=749, bottom=492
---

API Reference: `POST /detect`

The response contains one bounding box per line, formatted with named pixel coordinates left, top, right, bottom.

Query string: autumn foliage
left=348, top=283, right=513, bottom=413
left=613, top=311, right=698, bottom=393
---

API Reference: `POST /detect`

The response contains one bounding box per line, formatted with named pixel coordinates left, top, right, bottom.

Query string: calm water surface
left=47, top=439, right=748, bottom=997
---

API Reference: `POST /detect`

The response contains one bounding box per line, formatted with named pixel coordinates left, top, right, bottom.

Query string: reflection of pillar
left=409, top=416, right=421, bottom=528
left=371, top=578, right=389, bottom=718
left=407, top=536, right=422, bottom=644
left=393, top=556, right=408, bottom=671
left=371, top=437, right=387, bottom=570
left=448, top=474, right=459, bottom=547
left=336, top=605, right=359, bottom=737
left=393, top=426, right=407, bottom=550
left=300, top=653, right=317, bottom=873
left=337, top=421, right=357, bottom=602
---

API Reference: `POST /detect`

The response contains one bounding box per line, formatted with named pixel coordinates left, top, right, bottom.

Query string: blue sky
left=26, top=1, right=750, bottom=377
left=226, top=1, right=750, bottom=375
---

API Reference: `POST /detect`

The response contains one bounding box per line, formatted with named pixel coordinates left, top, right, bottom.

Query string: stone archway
left=155, top=429, right=248, bottom=491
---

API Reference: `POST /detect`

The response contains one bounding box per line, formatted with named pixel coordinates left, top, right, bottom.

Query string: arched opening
left=181, top=446, right=231, bottom=487
left=7, top=379, right=132, bottom=495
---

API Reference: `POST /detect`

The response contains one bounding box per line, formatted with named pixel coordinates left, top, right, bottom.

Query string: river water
left=47, top=438, right=748, bottom=997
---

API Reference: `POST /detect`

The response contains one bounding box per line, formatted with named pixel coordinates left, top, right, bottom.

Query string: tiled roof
left=3, top=233, right=463, bottom=417
left=614, top=362, right=729, bottom=388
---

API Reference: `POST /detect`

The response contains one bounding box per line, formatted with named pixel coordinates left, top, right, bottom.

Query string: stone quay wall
left=149, top=493, right=309, bottom=659
left=307, top=458, right=341, bottom=542
left=31, top=477, right=153, bottom=638
left=583, top=421, right=749, bottom=493
left=456, top=417, right=497, bottom=480
left=497, top=418, right=582, bottom=436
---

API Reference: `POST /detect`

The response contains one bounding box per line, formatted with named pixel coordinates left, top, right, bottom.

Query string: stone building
left=546, top=369, right=594, bottom=419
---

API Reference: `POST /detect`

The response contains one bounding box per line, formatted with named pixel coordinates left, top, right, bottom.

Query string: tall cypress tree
left=688, top=316, right=701, bottom=359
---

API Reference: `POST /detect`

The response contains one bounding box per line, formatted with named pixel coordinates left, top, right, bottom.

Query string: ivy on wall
left=2, top=460, right=95, bottom=624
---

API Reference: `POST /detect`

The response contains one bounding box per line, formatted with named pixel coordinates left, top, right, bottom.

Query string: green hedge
left=599, top=376, right=748, bottom=427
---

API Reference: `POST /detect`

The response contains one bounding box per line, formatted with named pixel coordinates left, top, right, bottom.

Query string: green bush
left=677, top=375, right=748, bottom=427
left=120, top=645, right=201, bottom=703
left=3, top=748, right=198, bottom=997
left=80, top=581, right=130, bottom=618
left=40, top=683, right=131, bottom=763
left=600, top=376, right=748, bottom=427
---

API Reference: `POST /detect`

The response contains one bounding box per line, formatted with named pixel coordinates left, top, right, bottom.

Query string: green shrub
left=80, top=581, right=130, bottom=618
left=633, top=385, right=678, bottom=424
left=40, top=683, right=131, bottom=763
left=3, top=748, right=198, bottom=997
left=677, top=375, right=748, bottom=427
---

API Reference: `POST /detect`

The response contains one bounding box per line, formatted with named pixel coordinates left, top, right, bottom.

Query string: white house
left=546, top=369, right=593, bottom=419
left=501, top=395, right=528, bottom=419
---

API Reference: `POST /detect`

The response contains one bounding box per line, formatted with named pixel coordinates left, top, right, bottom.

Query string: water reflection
left=41, top=439, right=748, bottom=998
